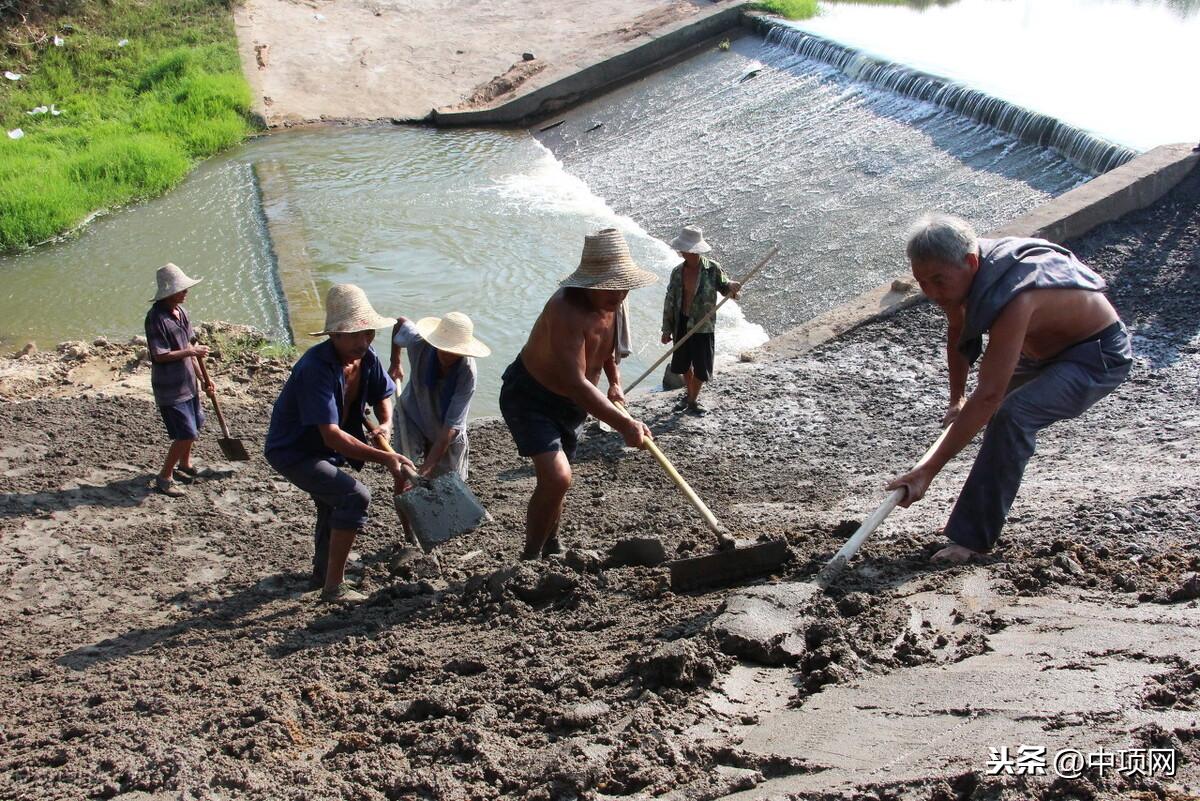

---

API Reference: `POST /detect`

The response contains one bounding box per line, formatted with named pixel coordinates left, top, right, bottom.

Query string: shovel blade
left=395, top=473, right=490, bottom=551
left=218, top=437, right=251, bottom=462
left=668, top=538, right=791, bottom=592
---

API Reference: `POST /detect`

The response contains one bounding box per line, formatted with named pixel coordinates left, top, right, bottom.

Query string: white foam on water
left=491, top=140, right=769, bottom=372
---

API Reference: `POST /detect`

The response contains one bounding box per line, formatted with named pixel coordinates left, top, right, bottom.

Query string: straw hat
left=151, top=262, right=202, bottom=302
left=669, top=225, right=712, bottom=254
left=559, top=228, right=658, bottom=291
left=309, top=283, right=396, bottom=336
left=415, top=312, right=491, bottom=358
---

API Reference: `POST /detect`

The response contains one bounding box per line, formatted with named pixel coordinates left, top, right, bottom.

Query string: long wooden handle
left=365, top=410, right=420, bottom=485
left=614, top=401, right=724, bottom=536
left=193, top=355, right=232, bottom=440
left=624, top=244, right=779, bottom=395
left=817, top=426, right=953, bottom=586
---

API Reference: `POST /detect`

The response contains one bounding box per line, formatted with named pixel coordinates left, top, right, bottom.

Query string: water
left=0, top=126, right=767, bottom=417
left=793, top=0, right=1200, bottom=153
left=0, top=154, right=288, bottom=348
left=540, top=34, right=1091, bottom=333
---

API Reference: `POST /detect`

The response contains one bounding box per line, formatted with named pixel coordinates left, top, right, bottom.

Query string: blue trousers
left=945, top=322, right=1132, bottom=553
left=268, top=455, right=371, bottom=582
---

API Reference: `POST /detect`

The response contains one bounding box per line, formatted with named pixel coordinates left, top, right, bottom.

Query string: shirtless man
left=886, top=214, right=1132, bottom=562
left=500, top=228, right=658, bottom=560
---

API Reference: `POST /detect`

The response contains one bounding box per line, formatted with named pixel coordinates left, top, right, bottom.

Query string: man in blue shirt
left=266, top=284, right=415, bottom=604
left=145, top=263, right=214, bottom=498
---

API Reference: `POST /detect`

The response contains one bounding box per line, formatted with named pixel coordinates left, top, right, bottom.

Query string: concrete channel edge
left=430, top=3, right=752, bottom=127
left=756, top=143, right=1200, bottom=362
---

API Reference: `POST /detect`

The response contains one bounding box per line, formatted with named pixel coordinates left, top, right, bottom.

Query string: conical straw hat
left=559, top=228, right=658, bottom=291
left=309, top=284, right=396, bottom=336
left=151, top=262, right=202, bottom=302
left=415, top=312, right=491, bottom=358
left=669, top=225, right=712, bottom=254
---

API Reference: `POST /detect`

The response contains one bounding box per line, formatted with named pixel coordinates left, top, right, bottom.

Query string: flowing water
left=0, top=126, right=766, bottom=417
left=539, top=33, right=1091, bottom=333
left=796, top=0, right=1200, bottom=154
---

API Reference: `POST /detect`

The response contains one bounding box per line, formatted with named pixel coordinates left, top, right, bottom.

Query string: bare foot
left=932, top=543, right=979, bottom=564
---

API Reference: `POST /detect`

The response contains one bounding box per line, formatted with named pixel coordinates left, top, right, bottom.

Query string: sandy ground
left=1, top=172, right=1199, bottom=798
left=233, top=0, right=724, bottom=125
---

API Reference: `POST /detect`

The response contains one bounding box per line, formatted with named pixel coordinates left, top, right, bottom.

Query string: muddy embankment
left=2, top=170, right=1199, bottom=799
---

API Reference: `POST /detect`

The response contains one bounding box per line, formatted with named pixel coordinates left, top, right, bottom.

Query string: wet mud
left=2, top=169, right=1199, bottom=799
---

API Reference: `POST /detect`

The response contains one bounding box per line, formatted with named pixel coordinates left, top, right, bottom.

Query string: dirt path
left=233, top=0, right=722, bottom=126
left=1, top=171, right=1198, bottom=799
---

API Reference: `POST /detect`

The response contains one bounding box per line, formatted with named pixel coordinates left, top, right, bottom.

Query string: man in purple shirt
left=145, top=263, right=214, bottom=498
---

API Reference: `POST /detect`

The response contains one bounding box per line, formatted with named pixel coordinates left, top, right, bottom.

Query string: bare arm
left=152, top=343, right=208, bottom=364
left=422, top=425, right=459, bottom=476
left=887, top=295, right=1033, bottom=505
left=604, top=353, right=624, bottom=404
left=317, top=422, right=412, bottom=476
left=388, top=318, right=407, bottom=382
left=942, top=306, right=970, bottom=425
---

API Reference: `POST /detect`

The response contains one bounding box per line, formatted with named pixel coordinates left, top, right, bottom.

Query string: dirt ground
left=232, top=0, right=724, bottom=126
left=1, top=171, right=1198, bottom=799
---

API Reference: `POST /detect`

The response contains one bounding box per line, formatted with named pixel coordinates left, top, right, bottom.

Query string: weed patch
left=0, top=0, right=254, bottom=251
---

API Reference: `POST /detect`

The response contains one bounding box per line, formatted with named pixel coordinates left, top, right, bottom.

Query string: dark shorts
left=500, top=357, right=587, bottom=462
left=158, top=396, right=205, bottom=441
left=669, top=315, right=715, bottom=382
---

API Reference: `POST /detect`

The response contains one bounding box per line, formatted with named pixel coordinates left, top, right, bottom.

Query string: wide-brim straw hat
left=559, top=227, right=658, bottom=291
left=669, top=225, right=712, bottom=254
left=309, top=283, right=396, bottom=336
left=151, top=262, right=202, bottom=302
left=415, top=312, right=491, bottom=358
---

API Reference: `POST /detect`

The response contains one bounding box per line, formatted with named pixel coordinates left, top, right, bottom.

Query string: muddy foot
left=932, top=543, right=980, bottom=564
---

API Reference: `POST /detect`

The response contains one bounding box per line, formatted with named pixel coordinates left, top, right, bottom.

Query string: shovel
left=759, top=426, right=953, bottom=608
left=366, top=411, right=489, bottom=552
left=613, top=401, right=790, bottom=591
left=193, top=356, right=250, bottom=461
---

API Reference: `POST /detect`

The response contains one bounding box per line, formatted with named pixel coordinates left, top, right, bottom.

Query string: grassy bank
left=0, top=0, right=254, bottom=252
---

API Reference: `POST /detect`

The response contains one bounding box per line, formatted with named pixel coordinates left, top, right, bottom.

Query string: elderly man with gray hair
left=886, top=214, right=1132, bottom=563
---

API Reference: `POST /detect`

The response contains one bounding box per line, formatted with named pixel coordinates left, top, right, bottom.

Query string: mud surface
left=2, top=170, right=1199, bottom=799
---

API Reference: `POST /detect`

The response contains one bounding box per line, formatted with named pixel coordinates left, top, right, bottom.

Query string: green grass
left=0, top=0, right=255, bottom=251
left=753, top=0, right=819, bottom=19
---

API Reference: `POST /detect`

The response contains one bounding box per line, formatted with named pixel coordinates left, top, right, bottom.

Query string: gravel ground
left=1, top=168, right=1198, bottom=800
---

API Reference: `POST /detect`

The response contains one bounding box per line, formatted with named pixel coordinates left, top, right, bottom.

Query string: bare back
left=521, top=289, right=616, bottom=398
left=1019, top=288, right=1119, bottom=360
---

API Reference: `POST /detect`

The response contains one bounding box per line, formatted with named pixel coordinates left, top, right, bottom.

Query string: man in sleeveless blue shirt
left=886, top=215, right=1132, bottom=563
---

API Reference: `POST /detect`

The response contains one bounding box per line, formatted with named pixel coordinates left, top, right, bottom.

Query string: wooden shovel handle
left=624, top=244, right=778, bottom=395
left=365, top=412, right=421, bottom=486
left=193, top=355, right=232, bottom=440
left=613, top=401, right=725, bottom=538
left=818, top=426, right=953, bottom=585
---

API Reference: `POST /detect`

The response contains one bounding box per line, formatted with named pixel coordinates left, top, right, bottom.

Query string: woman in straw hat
left=388, top=312, right=490, bottom=483
left=145, top=263, right=215, bottom=498
left=661, top=225, right=740, bottom=416
left=265, top=284, right=415, bottom=605
left=500, top=228, right=657, bottom=561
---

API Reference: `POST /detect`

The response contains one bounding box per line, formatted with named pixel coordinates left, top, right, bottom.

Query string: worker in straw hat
left=145, top=262, right=216, bottom=498
left=265, top=284, right=415, bottom=604
left=500, top=227, right=657, bottom=561
left=388, top=311, right=490, bottom=482
left=661, top=225, right=740, bottom=416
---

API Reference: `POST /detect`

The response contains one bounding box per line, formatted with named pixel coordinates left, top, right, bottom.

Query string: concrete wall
left=431, top=3, right=750, bottom=127
left=758, top=144, right=1200, bottom=361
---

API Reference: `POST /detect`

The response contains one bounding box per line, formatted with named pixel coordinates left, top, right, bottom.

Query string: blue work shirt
left=264, top=339, right=395, bottom=469
left=145, top=301, right=198, bottom=406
